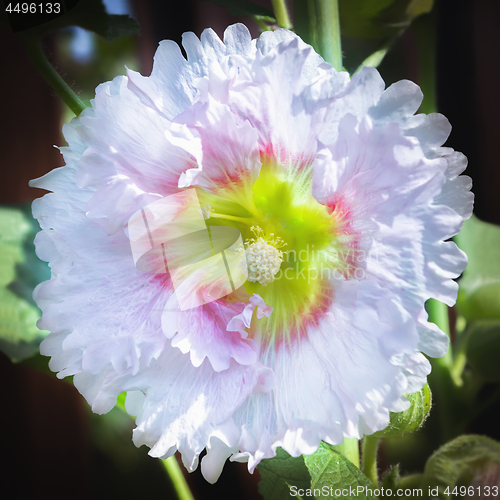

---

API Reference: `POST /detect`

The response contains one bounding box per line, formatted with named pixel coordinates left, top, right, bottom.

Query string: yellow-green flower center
left=197, top=159, right=359, bottom=344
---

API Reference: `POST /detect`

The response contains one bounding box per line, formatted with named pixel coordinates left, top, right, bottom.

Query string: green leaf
left=0, top=206, right=49, bottom=362
left=11, top=0, right=139, bottom=40
left=0, top=207, right=31, bottom=287
left=376, top=0, right=434, bottom=28
left=455, top=216, right=500, bottom=321
left=0, top=288, right=46, bottom=361
left=304, top=442, right=376, bottom=498
left=336, top=0, right=434, bottom=73
left=381, top=465, right=400, bottom=491
left=339, top=0, right=434, bottom=39
left=202, top=0, right=276, bottom=22
left=8, top=205, right=51, bottom=306
left=102, top=14, right=140, bottom=41
left=465, top=321, right=500, bottom=383
left=338, top=0, right=434, bottom=40
left=374, top=384, right=432, bottom=438
left=422, top=435, right=500, bottom=497
left=257, top=448, right=311, bottom=500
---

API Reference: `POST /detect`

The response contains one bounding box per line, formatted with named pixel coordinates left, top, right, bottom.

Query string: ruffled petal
left=176, top=97, right=262, bottom=198
left=369, top=80, right=423, bottom=124
left=227, top=293, right=273, bottom=334
left=162, top=294, right=259, bottom=372
left=130, top=354, right=274, bottom=469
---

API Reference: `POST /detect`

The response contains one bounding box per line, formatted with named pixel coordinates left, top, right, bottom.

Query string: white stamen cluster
left=245, top=226, right=286, bottom=286
left=198, top=205, right=214, bottom=220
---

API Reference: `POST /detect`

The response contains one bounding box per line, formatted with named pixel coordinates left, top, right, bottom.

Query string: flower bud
left=374, top=384, right=432, bottom=438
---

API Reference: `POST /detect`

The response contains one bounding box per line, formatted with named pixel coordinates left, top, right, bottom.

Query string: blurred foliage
left=421, top=435, right=500, bottom=497
left=339, top=0, right=433, bottom=39
left=1, top=0, right=139, bottom=40
left=464, top=322, right=500, bottom=383
left=456, top=216, right=500, bottom=322
left=338, top=0, right=434, bottom=73
left=0, top=206, right=49, bottom=361
left=57, top=27, right=139, bottom=111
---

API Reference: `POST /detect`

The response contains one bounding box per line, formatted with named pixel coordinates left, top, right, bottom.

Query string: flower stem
left=332, top=437, right=359, bottom=468
left=211, top=212, right=253, bottom=226
left=450, top=344, right=467, bottom=387
left=24, top=37, right=86, bottom=116
left=255, top=18, right=272, bottom=32
left=162, top=456, right=195, bottom=500
left=293, top=0, right=343, bottom=71
left=361, top=436, right=379, bottom=486
left=271, top=0, right=293, bottom=29
left=398, top=473, right=423, bottom=489
left=426, top=298, right=461, bottom=442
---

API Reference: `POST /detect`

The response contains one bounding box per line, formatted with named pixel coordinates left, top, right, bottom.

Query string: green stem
left=163, top=456, right=195, bottom=500
left=211, top=212, right=253, bottom=226
left=293, top=0, right=343, bottom=71
left=255, top=18, right=272, bottom=32
left=426, top=299, right=461, bottom=442
left=427, top=298, right=453, bottom=370
left=450, top=345, right=467, bottom=387
left=271, top=0, right=293, bottom=29
left=361, top=436, right=379, bottom=486
left=398, top=473, right=423, bottom=490
left=426, top=298, right=449, bottom=334
left=332, top=437, right=359, bottom=468
left=113, top=401, right=195, bottom=500
left=24, top=37, right=86, bottom=116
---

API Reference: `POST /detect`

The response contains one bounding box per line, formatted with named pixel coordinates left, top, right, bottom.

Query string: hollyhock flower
left=31, top=24, right=473, bottom=482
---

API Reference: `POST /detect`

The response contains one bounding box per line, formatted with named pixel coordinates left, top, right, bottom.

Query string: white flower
left=31, top=24, right=473, bottom=483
